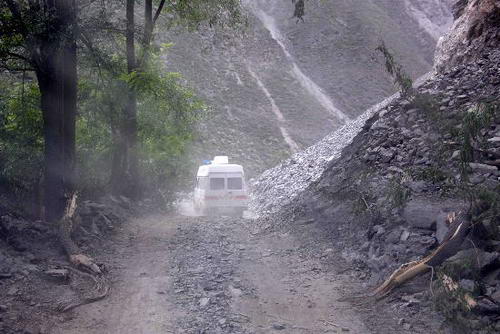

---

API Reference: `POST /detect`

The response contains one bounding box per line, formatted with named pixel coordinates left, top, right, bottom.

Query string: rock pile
left=249, top=92, right=401, bottom=216
left=252, top=41, right=500, bottom=334
left=323, top=46, right=500, bottom=301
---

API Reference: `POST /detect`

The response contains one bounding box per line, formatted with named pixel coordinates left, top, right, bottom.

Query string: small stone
left=403, top=323, right=412, bottom=330
left=403, top=199, right=439, bottom=230
left=7, top=287, right=18, bottom=296
left=228, top=285, right=243, bottom=297
left=487, top=137, right=500, bottom=143
left=44, top=269, right=69, bottom=280
left=272, top=324, right=286, bottom=330
left=199, top=297, right=210, bottom=307
left=470, top=175, right=485, bottom=185
left=379, top=148, right=395, bottom=163
left=385, top=230, right=401, bottom=244
left=401, top=294, right=420, bottom=306
left=341, top=327, right=350, bottom=332
left=400, top=230, right=410, bottom=241
left=409, top=180, right=426, bottom=193
left=469, top=163, right=497, bottom=172
left=491, top=289, right=500, bottom=302
left=374, top=225, right=385, bottom=236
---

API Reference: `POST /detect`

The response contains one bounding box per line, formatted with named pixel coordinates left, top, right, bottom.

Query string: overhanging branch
left=152, top=0, right=166, bottom=27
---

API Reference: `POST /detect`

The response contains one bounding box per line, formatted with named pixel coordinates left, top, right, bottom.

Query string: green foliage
left=0, top=1, right=61, bottom=71
left=0, top=0, right=238, bottom=206
left=459, top=102, right=496, bottom=166
left=350, top=171, right=376, bottom=216
left=433, top=265, right=498, bottom=333
left=292, top=0, right=305, bottom=22
left=408, top=93, right=439, bottom=116
left=376, top=41, right=414, bottom=100
left=0, top=75, right=43, bottom=196
left=413, top=166, right=448, bottom=183
left=136, top=51, right=205, bottom=203
left=161, top=0, right=246, bottom=30
left=386, top=173, right=411, bottom=208
left=432, top=272, right=478, bottom=334
left=471, top=187, right=500, bottom=240
left=77, top=46, right=205, bottom=200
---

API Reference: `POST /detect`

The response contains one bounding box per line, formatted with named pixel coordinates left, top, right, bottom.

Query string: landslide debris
left=251, top=4, right=500, bottom=331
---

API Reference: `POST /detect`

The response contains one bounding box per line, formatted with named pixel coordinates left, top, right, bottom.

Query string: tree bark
left=145, top=0, right=153, bottom=48
left=34, top=0, right=78, bottom=222
left=110, top=0, right=166, bottom=197
left=112, top=0, right=140, bottom=198
left=59, top=0, right=78, bottom=198
left=37, top=65, right=65, bottom=222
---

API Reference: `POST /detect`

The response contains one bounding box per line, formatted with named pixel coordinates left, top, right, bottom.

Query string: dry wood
left=57, top=267, right=110, bottom=312
left=55, top=193, right=109, bottom=312
left=59, top=193, right=102, bottom=274
left=374, top=210, right=472, bottom=297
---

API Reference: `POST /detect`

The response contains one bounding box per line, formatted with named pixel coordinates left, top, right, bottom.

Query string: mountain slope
left=160, top=0, right=452, bottom=177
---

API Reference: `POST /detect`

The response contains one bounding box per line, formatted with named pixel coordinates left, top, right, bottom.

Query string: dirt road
left=49, top=212, right=421, bottom=334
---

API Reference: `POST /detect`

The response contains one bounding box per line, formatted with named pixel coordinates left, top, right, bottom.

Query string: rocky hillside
left=160, top=0, right=452, bottom=177
left=252, top=1, right=500, bottom=332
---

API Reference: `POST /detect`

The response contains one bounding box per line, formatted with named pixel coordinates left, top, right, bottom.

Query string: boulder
left=484, top=268, right=500, bottom=286
left=469, top=163, right=497, bottom=173
left=459, top=279, right=476, bottom=292
left=403, top=199, right=442, bottom=230
left=385, top=229, right=402, bottom=244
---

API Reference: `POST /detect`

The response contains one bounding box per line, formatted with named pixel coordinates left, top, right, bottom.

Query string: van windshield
left=210, top=178, right=225, bottom=190
left=227, top=177, right=243, bottom=190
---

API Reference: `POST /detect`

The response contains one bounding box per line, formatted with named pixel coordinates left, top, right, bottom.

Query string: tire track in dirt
left=48, top=213, right=417, bottom=334
left=51, top=215, right=182, bottom=334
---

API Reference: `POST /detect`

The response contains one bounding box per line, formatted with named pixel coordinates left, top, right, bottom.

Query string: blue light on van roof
left=203, top=160, right=212, bottom=165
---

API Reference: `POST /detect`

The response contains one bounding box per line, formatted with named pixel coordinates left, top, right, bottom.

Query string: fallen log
left=374, top=210, right=472, bottom=297
left=57, top=267, right=110, bottom=312
left=59, top=193, right=102, bottom=274
left=56, top=193, right=109, bottom=312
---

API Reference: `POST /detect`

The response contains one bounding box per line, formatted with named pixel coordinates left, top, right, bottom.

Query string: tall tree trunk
left=110, top=0, right=138, bottom=197
left=37, top=66, right=65, bottom=222
left=60, top=0, right=77, bottom=197
left=124, top=0, right=139, bottom=198
left=145, top=0, right=153, bottom=47
left=34, top=0, right=78, bottom=222
left=110, top=0, right=166, bottom=197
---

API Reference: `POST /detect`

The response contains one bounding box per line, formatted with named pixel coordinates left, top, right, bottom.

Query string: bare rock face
left=404, top=0, right=453, bottom=41
left=435, top=0, right=500, bottom=72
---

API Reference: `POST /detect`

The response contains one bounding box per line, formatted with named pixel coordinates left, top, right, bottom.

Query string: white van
left=193, top=156, right=248, bottom=216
